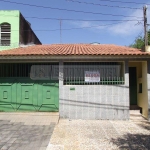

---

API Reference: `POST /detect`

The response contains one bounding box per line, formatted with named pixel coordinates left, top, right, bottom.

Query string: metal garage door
left=0, top=63, right=59, bottom=112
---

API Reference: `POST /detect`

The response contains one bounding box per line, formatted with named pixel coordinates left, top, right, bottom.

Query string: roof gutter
left=0, top=55, right=150, bottom=61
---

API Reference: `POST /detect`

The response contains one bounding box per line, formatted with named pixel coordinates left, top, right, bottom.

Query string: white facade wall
left=59, top=61, right=130, bottom=120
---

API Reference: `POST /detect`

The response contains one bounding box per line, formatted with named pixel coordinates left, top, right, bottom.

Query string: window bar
left=0, top=64, right=4, bottom=77
left=69, top=66, right=70, bottom=85
left=8, top=64, right=10, bottom=77
left=18, top=64, right=21, bottom=77
left=67, top=66, right=68, bottom=85
left=1, top=64, right=2, bottom=77
left=23, top=64, right=25, bottom=77
left=98, top=64, right=99, bottom=85
left=26, top=64, right=30, bottom=77
left=18, top=64, right=22, bottom=77
left=88, top=64, right=90, bottom=85
left=82, top=64, right=83, bottom=85
left=93, top=64, right=95, bottom=85
left=66, top=66, right=68, bottom=85
left=25, top=64, right=27, bottom=77
left=22, top=64, right=23, bottom=77
left=28, top=64, right=30, bottom=77
left=9, top=64, right=11, bottom=77
left=22, top=64, right=24, bottom=77
left=117, top=76, right=119, bottom=85
left=10, top=64, right=12, bottom=77
left=69, top=75, right=70, bottom=85
left=113, top=67, right=114, bottom=85
left=75, top=63, right=76, bottom=85
left=1, top=64, right=5, bottom=77
left=74, top=76, right=75, bottom=85
left=2, top=64, right=3, bottom=77
left=79, top=76, right=80, bottom=85
left=0, top=64, right=1, bottom=77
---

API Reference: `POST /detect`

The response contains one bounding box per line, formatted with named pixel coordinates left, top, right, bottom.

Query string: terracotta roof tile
left=0, top=44, right=149, bottom=56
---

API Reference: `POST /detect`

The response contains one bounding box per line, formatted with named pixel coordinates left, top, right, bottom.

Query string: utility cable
left=0, top=0, right=143, bottom=18
left=97, top=0, right=150, bottom=5
left=0, top=14, right=143, bottom=22
left=8, top=22, right=126, bottom=32
left=66, top=0, right=141, bottom=10
left=130, top=30, right=144, bottom=46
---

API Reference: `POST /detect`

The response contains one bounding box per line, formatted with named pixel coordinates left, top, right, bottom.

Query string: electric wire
left=9, top=22, right=129, bottom=32
left=130, top=30, right=144, bottom=46
left=0, top=14, right=143, bottom=22
left=67, top=0, right=141, bottom=10
left=0, top=0, right=143, bottom=18
left=97, top=0, right=150, bottom=5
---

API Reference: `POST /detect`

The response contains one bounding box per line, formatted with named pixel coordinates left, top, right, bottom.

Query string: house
left=0, top=44, right=150, bottom=121
left=0, top=10, right=41, bottom=51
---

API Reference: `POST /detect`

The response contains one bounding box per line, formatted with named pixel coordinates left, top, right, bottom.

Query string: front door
left=129, top=67, right=137, bottom=105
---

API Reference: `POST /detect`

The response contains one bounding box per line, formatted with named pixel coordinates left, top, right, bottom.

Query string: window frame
left=0, top=23, right=11, bottom=46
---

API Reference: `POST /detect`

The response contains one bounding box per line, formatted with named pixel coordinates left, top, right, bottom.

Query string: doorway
left=129, top=61, right=149, bottom=119
left=129, top=67, right=137, bottom=106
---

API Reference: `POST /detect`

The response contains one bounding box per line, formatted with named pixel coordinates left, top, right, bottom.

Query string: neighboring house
left=0, top=10, right=41, bottom=51
left=0, top=44, right=150, bottom=121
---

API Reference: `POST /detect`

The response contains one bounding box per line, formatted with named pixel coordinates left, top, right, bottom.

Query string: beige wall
left=129, top=61, right=148, bottom=119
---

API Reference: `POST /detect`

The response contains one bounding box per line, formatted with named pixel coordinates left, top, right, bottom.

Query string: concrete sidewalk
left=0, top=111, right=149, bottom=150
left=0, top=112, right=59, bottom=150
left=49, top=111, right=150, bottom=150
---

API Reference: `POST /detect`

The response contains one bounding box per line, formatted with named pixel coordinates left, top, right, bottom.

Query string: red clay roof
left=0, top=44, right=149, bottom=56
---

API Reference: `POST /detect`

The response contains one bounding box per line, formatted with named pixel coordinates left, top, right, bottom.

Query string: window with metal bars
left=0, top=23, right=11, bottom=46
left=64, top=62, right=124, bottom=85
left=0, top=63, right=59, bottom=80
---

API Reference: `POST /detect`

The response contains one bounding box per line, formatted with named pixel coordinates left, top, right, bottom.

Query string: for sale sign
left=85, top=71, right=100, bottom=82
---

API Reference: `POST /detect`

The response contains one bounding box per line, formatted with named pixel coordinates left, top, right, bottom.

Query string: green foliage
left=130, top=31, right=150, bottom=49
left=130, top=36, right=144, bottom=49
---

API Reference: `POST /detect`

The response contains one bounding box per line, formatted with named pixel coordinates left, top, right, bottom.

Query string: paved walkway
left=0, top=113, right=59, bottom=150
left=0, top=112, right=150, bottom=150
left=49, top=111, right=150, bottom=150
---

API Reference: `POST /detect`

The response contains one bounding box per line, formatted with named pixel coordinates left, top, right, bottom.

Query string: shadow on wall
left=60, top=98, right=129, bottom=110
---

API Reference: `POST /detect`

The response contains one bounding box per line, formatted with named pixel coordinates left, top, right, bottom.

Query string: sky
left=0, top=0, right=149, bottom=46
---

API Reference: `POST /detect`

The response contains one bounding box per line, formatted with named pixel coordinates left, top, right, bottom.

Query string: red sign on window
left=85, top=71, right=100, bottom=82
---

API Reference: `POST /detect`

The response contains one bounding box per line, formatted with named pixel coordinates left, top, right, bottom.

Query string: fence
left=63, top=62, right=124, bottom=85
left=0, top=63, right=59, bottom=80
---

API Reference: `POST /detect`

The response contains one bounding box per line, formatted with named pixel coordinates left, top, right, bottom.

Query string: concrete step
left=130, top=105, right=142, bottom=114
left=130, top=110, right=141, bottom=114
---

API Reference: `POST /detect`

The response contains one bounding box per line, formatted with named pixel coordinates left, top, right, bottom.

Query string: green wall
left=0, top=10, right=20, bottom=51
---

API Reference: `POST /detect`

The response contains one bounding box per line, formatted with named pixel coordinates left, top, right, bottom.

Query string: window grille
left=64, top=62, right=124, bottom=85
left=0, top=63, right=59, bottom=80
left=0, top=23, right=11, bottom=46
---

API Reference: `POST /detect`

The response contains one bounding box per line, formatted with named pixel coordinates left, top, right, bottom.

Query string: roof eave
left=0, top=55, right=149, bottom=61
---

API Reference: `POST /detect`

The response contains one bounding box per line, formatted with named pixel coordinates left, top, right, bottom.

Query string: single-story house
left=0, top=44, right=150, bottom=120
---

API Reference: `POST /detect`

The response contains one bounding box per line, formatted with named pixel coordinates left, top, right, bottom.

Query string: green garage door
left=0, top=63, right=59, bottom=112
